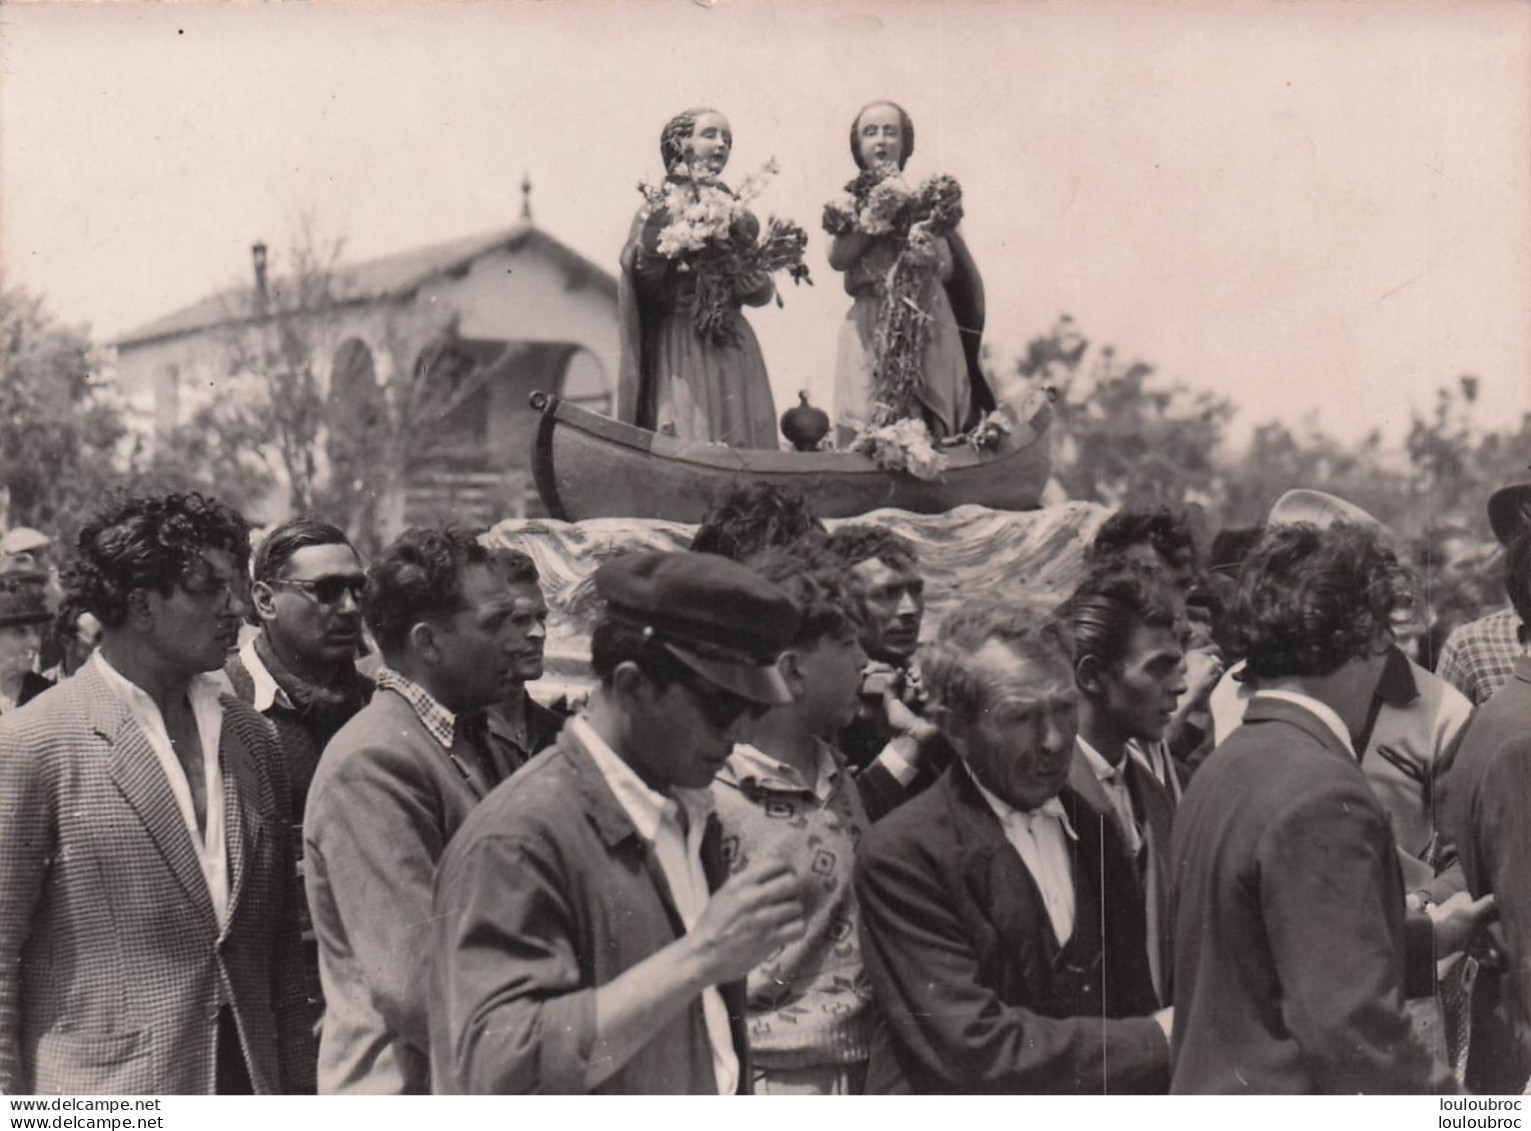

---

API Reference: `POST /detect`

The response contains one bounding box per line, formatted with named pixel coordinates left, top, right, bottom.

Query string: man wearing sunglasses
left=226, top=516, right=375, bottom=1052
left=430, top=550, right=807, bottom=1093
left=230, top=516, right=372, bottom=808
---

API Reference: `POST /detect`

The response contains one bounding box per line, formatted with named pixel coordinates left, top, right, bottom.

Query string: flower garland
left=823, top=170, right=965, bottom=427
left=848, top=415, right=950, bottom=481
left=638, top=159, right=811, bottom=347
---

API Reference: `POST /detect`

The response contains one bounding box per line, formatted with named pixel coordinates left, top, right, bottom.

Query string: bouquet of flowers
left=638, top=159, right=812, bottom=346
left=822, top=170, right=965, bottom=424
left=966, top=407, right=1013, bottom=452
left=849, top=415, right=950, bottom=481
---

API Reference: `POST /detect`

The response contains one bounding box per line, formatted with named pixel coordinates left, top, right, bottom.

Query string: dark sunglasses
left=675, top=672, right=768, bottom=730
left=271, top=576, right=367, bottom=605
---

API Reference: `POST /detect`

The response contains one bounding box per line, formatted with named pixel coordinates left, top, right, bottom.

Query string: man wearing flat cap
left=429, top=551, right=809, bottom=1094
left=0, top=574, right=55, bottom=714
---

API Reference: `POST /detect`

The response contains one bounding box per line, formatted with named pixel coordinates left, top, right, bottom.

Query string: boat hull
left=530, top=392, right=1053, bottom=523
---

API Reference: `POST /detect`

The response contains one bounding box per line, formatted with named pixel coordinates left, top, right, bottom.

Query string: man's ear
left=124, top=588, right=155, bottom=632
left=250, top=580, right=279, bottom=622
left=408, top=621, right=440, bottom=665
left=1075, top=653, right=1106, bottom=697
left=610, top=660, right=650, bottom=706
left=777, top=649, right=806, bottom=700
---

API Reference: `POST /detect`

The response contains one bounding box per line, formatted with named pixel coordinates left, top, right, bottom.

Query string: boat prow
left=529, top=391, right=1053, bottom=523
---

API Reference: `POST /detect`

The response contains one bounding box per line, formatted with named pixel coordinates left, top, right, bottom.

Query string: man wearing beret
left=429, top=550, right=809, bottom=1094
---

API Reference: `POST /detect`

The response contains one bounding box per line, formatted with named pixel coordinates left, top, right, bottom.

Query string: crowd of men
left=0, top=473, right=1529, bottom=1095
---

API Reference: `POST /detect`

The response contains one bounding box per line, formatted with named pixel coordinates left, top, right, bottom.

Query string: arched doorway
left=403, top=337, right=609, bottom=525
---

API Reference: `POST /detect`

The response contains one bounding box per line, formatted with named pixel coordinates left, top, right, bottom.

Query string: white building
left=114, top=195, right=617, bottom=533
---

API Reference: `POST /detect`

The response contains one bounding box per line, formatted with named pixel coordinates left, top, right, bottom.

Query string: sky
left=2, top=0, right=1527, bottom=453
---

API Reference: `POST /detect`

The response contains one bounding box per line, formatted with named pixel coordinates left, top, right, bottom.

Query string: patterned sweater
left=712, top=740, right=874, bottom=1070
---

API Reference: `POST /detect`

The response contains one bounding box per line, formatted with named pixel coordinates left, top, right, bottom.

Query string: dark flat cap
left=595, top=551, right=800, bottom=705
left=0, top=573, right=53, bottom=630
left=1489, top=482, right=1531, bottom=547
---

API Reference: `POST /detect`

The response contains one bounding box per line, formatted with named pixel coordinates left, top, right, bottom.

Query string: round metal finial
left=520, top=173, right=533, bottom=221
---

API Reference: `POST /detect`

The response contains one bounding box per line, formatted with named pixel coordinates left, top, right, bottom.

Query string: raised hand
left=689, top=858, right=806, bottom=986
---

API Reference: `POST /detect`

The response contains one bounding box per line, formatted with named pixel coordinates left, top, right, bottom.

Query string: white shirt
left=238, top=636, right=292, bottom=713
left=1253, top=688, right=1355, bottom=753
left=570, top=717, right=739, bottom=1096
left=970, top=775, right=1077, bottom=946
left=92, top=650, right=232, bottom=930
left=1075, top=735, right=1143, bottom=857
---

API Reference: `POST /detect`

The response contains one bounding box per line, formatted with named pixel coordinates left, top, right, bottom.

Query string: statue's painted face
left=855, top=103, right=905, bottom=171
left=687, top=111, right=732, bottom=177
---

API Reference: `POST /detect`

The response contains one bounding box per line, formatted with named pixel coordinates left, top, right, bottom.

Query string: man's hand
left=1152, top=1006, right=1174, bottom=1039
left=1181, top=645, right=1226, bottom=710
left=689, top=859, right=805, bottom=986
left=883, top=693, right=935, bottom=739
left=1427, top=890, right=1497, bottom=956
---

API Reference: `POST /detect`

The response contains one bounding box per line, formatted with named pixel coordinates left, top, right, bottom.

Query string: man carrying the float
left=827, top=524, right=952, bottom=822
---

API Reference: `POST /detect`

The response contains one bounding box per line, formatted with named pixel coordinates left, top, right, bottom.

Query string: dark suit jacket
left=1068, top=743, right=1177, bottom=1006
left=1439, top=654, right=1531, bottom=1093
left=1169, top=695, right=1455, bottom=1094
left=854, top=759, right=1169, bottom=1094
left=0, top=661, right=315, bottom=1094
left=430, top=723, right=750, bottom=1094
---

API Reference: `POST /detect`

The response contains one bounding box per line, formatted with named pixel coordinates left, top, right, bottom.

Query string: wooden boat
left=529, top=390, right=1053, bottom=522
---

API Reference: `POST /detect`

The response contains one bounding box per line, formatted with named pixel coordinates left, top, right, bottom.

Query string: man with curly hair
left=303, top=524, right=532, bottom=1094
left=690, top=482, right=826, bottom=563
left=1168, top=522, right=1458, bottom=1093
left=0, top=491, right=316, bottom=1094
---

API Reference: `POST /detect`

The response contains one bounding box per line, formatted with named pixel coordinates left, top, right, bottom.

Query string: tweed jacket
left=302, top=686, right=492, bottom=1094
left=854, top=760, right=1169, bottom=1094
left=1438, top=655, right=1531, bottom=1093
left=430, top=722, right=751, bottom=1094
left=1169, top=695, right=1455, bottom=1094
left=0, top=662, right=315, bottom=1095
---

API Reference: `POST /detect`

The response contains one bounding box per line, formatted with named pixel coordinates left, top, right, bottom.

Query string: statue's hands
left=733, top=269, right=774, bottom=306
left=635, top=206, right=675, bottom=260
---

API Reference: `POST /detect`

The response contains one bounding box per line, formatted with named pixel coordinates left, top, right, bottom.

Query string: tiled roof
left=115, top=224, right=617, bottom=348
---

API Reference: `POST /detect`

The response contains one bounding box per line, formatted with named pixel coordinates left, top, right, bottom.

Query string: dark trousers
left=215, top=1007, right=254, bottom=1095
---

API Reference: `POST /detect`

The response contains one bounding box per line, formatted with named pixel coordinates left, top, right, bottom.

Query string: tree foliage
left=1011, top=316, right=1235, bottom=512
left=1003, top=314, right=1531, bottom=658
left=0, top=280, right=126, bottom=548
